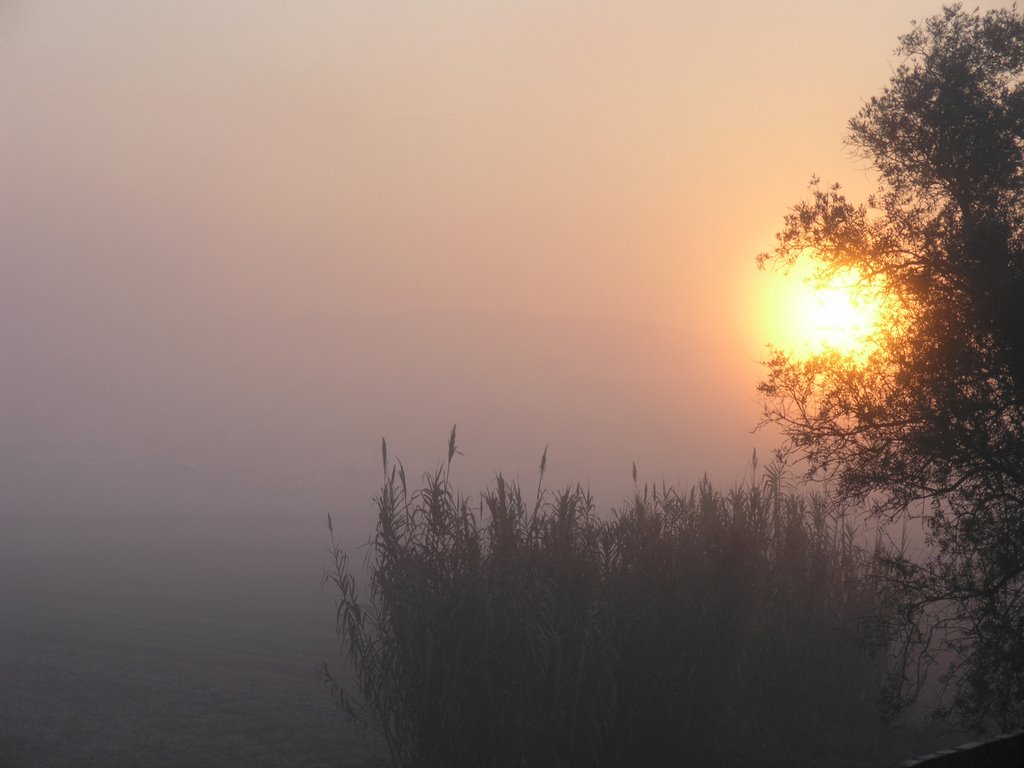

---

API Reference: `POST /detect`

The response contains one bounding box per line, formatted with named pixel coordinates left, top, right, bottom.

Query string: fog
left=1, top=0, right=824, bottom=593
left=1, top=1, right=1005, bottom=764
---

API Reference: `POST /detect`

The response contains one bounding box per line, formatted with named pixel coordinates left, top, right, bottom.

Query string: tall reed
left=323, top=433, right=888, bottom=767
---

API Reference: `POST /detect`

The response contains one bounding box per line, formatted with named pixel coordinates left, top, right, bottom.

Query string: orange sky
left=1, top=0, right=1012, bottom=533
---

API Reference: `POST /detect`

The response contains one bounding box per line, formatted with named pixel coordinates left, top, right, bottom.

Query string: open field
left=0, top=511, right=385, bottom=768
left=0, top=595, right=388, bottom=768
left=0, top=510, right=970, bottom=768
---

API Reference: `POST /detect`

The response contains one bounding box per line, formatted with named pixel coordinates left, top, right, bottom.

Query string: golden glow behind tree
left=764, top=254, right=897, bottom=362
left=758, top=5, right=1024, bottom=730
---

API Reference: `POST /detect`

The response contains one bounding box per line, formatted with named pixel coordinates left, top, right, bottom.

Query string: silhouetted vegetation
left=323, top=432, right=889, bottom=767
left=759, top=4, right=1024, bottom=730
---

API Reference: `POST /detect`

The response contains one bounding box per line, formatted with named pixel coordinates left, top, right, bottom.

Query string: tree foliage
left=758, top=5, right=1024, bottom=729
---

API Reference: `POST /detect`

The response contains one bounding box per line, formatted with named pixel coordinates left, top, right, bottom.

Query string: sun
left=799, top=269, right=886, bottom=356
left=762, top=256, right=890, bottom=362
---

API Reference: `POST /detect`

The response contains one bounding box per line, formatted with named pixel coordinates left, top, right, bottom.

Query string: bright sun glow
left=763, top=257, right=890, bottom=362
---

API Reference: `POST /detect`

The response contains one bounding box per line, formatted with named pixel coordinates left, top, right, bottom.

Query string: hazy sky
left=2, top=1, right=1010, bottom=538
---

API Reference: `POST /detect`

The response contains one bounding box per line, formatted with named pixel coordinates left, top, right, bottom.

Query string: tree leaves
left=760, top=4, right=1024, bottom=730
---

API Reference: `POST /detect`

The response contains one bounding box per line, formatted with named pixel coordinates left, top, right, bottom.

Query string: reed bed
left=324, top=434, right=889, bottom=767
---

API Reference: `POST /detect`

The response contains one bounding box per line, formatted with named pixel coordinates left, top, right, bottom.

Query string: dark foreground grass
left=324, top=434, right=891, bottom=768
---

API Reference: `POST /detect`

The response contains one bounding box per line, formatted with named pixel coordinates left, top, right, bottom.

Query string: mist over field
left=3, top=1, right=1018, bottom=765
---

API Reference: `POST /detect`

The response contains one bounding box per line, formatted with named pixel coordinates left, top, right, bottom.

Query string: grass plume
left=323, top=440, right=890, bottom=767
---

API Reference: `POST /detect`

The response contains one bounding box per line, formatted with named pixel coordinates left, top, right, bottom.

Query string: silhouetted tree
left=758, top=5, right=1024, bottom=730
